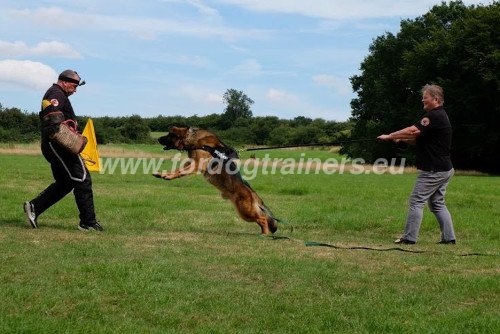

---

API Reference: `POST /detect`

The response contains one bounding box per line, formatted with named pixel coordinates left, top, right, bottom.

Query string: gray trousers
left=402, top=169, right=455, bottom=242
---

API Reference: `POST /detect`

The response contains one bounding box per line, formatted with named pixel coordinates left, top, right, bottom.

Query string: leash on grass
left=303, top=241, right=498, bottom=257
left=268, top=237, right=434, bottom=254
left=265, top=236, right=497, bottom=257
left=244, top=138, right=377, bottom=152
left=239, top=137, right=495, bottom=257
left=304, top=241, right=436, bottom=254
left=273, top=218, right=294, bottom=234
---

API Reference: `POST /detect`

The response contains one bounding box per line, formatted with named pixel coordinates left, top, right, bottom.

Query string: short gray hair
left=422, top=84, right=444, bottom=105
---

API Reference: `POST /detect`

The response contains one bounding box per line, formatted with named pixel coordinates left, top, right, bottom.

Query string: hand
left=377, top=134, right=391, bottom=141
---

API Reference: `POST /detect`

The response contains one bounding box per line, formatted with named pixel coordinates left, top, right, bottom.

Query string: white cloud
left=33, top=41, right=82, bottom=58
left=177, top=85, right=223, bottom=105
left=217, top=0, right=487, bottom=19
left=231, top=59, right=263, bottom=75
left=313, top=74, right=351, bottom=95
left=266, top=88, right=299, bottom=104
left=206, top=93, right=223, bottom=104
left=0, top=40, right=82, bottom=59
left=138, top=52, right=210, bottom=67
left=262, top=88, right=348, bottom=120
left=160, top=0, right=222, bottom=20
left=9, top=7, right=269, bottom=41
left=0, top=60, right=57, bottom=91
left=176, top=54, right=210, bottom=67
left=229, top=59, right=296, bottom=77
left=185, top=0, right=222, bottom=20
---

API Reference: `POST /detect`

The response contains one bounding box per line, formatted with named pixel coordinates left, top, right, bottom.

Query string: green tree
left=344, top=1, right=500, bottom=173
left=121, top=115, right=152, bottom=143
left=221, top=89, right=254, bottom=129
left=0, top=107, right=39, bottom=142
left=250, top=116, right=281, bottom=145
left=267, top=125, right=293, bottom=146
left=291, top=116, right=313, bottom=127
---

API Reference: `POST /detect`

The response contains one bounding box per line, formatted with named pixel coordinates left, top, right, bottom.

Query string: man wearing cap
left=23, top=69, right=103, bottom=231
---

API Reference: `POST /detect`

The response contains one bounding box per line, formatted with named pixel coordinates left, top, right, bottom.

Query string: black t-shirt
left=40, top=84, right=77, bottom=123
left=39, top=84, right=78, bottom=140
left=414, top=107, right=453, bottom=172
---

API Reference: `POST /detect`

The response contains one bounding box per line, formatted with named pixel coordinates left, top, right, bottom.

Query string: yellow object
left=41, top=99, right=52, bottom=110
left=80, top=118, right=101, bottom=172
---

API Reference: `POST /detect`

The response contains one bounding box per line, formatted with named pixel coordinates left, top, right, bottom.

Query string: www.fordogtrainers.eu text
left=99, top=153, right=406, bottom=179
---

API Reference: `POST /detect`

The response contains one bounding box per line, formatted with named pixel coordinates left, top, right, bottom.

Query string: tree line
left=0, top=103, right=352, bottom=148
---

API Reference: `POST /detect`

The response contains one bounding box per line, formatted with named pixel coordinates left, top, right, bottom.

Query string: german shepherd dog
left=153, top=127, right=278, bottom=235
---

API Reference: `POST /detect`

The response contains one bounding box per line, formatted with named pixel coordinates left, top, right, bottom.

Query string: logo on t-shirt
left=50, top=99, right=59, bottom=107
left=420, top=117, right=430, bottom=126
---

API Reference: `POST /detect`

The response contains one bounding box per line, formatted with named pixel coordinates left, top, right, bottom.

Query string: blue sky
left=0, top=0, right=489, bottom=121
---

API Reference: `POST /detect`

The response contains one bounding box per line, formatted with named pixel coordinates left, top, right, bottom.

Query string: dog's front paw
left=153, top=173, right=170, bottom=180
left=153, top=173, right=176, bottom=180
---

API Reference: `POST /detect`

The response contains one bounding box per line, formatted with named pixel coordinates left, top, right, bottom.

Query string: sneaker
left=23, top=201, right=38, bottom=228
left=437, top=239, right=456, bottom=244
left=394, top=237, right=415, bottom=244
left=78, top=221, right=104, bottom=232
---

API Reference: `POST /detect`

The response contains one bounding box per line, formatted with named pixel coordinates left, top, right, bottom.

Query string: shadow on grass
left=0, top=217, right=83, bottom=233
left=188, top=226, right=500, bottom=258
left=0, top=218, right=24, bottom=227
left=181, top=227, right=262, bottom=239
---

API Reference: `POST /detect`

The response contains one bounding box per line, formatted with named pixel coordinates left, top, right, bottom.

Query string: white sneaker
left=394, top=237, right=415, bottom=244
left=23, top=201, right=38, bottom=228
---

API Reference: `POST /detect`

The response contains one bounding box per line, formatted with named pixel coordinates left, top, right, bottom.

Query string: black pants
left=31, top=140, right=96, bottom=224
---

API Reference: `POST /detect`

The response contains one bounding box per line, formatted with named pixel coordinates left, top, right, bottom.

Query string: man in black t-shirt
left=23, top=69, right=103, bottom=231
left=378, top=84, right=456, bottom=244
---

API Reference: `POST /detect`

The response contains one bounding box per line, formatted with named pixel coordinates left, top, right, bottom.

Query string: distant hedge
left=0, top=105, right=352, bottom=147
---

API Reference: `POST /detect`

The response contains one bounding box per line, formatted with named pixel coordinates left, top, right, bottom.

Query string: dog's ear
left=168, top=126, right=178, bottom=134
left=170, top=126, right=188, bottom=137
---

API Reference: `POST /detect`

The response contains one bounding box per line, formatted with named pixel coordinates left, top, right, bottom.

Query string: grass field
left=0, top=145, right=499, bottom=333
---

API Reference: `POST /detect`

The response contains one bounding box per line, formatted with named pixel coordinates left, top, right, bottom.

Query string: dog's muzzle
left=158, top=135, right=176, bottom=150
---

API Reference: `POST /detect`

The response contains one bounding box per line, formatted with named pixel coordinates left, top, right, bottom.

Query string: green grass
left=0, top=147, right=499, bottom=333
left=239, top=147, right=344, bottom=160
left=150, top=131, right=164, bottom=139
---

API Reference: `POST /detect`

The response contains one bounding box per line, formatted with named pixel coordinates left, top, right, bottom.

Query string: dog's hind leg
left=232, top=196, right=271, bottom=234
left=258, top=203, right=278, bottom=234
left=256, top=216, right=270, bottom=235
left=267, top=216, right=278, bottom=234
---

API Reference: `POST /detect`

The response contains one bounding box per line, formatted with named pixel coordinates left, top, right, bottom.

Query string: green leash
left=304, top=241, right=497, bottom=257
left=304, top=241, right=433, bottom=254
left=263, top=237, right=497, bottom=257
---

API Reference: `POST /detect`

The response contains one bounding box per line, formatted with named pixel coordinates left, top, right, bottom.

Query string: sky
left=0, top=0, right=490, bottom=121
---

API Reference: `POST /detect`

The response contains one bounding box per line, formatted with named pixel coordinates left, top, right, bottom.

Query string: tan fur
left=153, top=126, right=277, bottom=234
